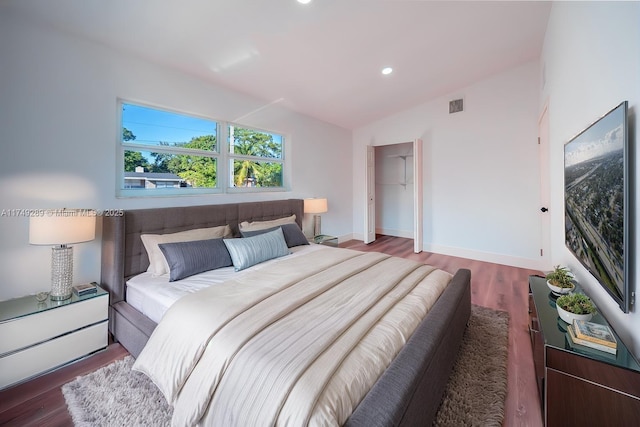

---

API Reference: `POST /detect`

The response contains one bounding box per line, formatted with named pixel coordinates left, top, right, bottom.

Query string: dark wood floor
left=0, top=235, right=544, bottom=427
left=0, top=343, right=128, bottom=426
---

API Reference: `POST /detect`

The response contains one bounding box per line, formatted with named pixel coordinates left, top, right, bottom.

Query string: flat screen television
left=564, top=101, right=632, bottom=313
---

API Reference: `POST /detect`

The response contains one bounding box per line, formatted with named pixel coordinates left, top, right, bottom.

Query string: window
left=118, top=102, right=288, bottom=197
left=119, top=103, right=219, bottom=196
left=228, top=125, right=284, bottom=189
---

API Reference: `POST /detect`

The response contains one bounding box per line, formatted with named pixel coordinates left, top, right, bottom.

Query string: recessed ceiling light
left=381, top=67, right=393, bottom=75
left=297, top=0, right=312, bottom=4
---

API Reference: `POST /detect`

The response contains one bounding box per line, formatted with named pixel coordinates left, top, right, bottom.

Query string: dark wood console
left=528, top=275, right=640, bottom=426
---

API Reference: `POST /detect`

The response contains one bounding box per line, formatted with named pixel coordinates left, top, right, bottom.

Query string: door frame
left=538, top=101, right=551, bottom=264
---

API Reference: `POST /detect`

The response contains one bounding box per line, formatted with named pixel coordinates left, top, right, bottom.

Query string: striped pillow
left=223, top=228, right=290, bottom=271
left=141, top=225, right=232, bottom=276
left=159, top=238, right=232, bottom=282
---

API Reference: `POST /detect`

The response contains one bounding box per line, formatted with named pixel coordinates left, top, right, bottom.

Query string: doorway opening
left=365, top=139, right=423, bottom=253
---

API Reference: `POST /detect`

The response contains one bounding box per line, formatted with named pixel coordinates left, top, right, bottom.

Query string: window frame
left=117, top=100, right=289, bottom=198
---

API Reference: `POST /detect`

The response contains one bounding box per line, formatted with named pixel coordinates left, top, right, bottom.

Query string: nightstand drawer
left=0, top=321, right=107, bottom=388
left=0, top=294, right=107, bottom=355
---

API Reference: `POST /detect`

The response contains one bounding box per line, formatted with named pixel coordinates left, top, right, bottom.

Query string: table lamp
left=29, top=209, right=96, bottom=300
left=304, top=198, right=328, bottom=237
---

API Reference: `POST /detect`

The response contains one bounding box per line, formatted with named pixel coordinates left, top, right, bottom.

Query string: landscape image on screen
left=564, top=105, right=625, bottom=302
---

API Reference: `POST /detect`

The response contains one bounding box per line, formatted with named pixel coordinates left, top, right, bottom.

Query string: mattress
left=126, top=244, right=322, bottom=323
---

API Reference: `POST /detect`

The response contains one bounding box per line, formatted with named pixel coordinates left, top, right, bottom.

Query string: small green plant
left=556, top=293, right=596, bottom=315
left=545, top=265, right=574, bottom=288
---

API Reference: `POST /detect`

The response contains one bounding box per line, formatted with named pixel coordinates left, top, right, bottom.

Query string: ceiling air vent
left=449, top=98, right=464, bottom=114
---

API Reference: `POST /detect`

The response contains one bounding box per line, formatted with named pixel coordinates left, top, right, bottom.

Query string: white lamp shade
left=304, top=198, right=328, bottom=214
left=29, top=210, right=96, bottom=245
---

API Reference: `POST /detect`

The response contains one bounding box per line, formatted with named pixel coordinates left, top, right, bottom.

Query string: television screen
left=564, top=101, right=630, bottom=313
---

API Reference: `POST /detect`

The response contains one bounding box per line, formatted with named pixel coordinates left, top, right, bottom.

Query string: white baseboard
left=346, top=233, right=545, bottom=271
left=351, top=232, right=365, bottom=241
left=424, top=243, right=546, bottom=271
left=375, top=227, right=413, bottom=239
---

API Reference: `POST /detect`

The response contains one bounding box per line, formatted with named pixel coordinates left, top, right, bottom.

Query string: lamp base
left=313, top=214, right=322, bottom=237
left=50, top=245, right=73, bottom=300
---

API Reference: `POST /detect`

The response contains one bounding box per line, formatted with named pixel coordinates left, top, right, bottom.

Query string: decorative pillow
left=241, top=223, right=309, bottom=248
left=159, top=238, right=233, bottom=282
left=141, top=225, right=232, bottom=276
left=223, top=228, right=289, bottom=271
left=238, top=214, right=296, bottom=232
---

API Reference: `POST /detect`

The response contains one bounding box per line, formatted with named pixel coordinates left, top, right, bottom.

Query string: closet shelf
left=385, top=153, right=413, bottom=188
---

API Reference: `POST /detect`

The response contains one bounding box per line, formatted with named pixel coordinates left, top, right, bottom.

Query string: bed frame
left=100, top=198, right=471, bottom=426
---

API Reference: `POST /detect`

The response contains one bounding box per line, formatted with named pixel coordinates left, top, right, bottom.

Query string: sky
left=121, top=103, right=283, bottom=147
left=121, top=103, right=217, bottom=146
left=564, top=102, right=626, bottom=167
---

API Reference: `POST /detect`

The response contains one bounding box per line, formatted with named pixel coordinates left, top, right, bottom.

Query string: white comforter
left=133, top=247, right=452, bottom=427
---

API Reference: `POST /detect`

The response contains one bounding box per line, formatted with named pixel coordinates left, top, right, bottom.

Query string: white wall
left=0, top=11, right=352, bottom=301
left=353, top=62, right=543, bottom=269
left=541, top=2, right=640, bottom=357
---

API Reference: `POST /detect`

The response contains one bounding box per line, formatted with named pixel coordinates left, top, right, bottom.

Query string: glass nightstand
left=0, top=284, right=109, bottom=389
left=311, top=234, right=338, bottom=247
left=0, top=285, right=108, bottom=323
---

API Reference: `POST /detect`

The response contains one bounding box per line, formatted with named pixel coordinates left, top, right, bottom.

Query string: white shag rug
left=62, top=356, right=171, bottom=427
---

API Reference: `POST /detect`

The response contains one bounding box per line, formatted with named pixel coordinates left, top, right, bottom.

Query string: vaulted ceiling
left=3, top=0, right=551, bottom=129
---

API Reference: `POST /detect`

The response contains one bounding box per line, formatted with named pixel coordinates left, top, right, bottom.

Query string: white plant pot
left=547, top=280, right=575, bottom=296
left=556, top=304, right=593, bottom=324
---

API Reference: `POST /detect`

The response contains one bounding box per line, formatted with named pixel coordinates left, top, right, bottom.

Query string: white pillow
left=238, top=214, right=296, bottom=232
left=141, top=225, right=232, bottom=276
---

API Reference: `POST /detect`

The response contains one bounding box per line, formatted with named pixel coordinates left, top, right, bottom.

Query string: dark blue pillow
left=240, top=223, right=309, bottom=248
left=159, top=238, right=232, bottom=282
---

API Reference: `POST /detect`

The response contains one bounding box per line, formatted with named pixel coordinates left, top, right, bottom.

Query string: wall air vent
left=449, top=98, right=464, bottom=114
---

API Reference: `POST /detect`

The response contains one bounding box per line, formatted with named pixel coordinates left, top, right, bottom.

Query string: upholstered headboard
left=100, top=199, right=304, bottom=305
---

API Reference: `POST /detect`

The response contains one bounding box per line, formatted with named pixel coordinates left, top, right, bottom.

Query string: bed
left=100, top=199, right=471, bottom=426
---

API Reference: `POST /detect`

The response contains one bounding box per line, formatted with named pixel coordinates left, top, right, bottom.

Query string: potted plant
left=556, top=293, right=597, bottom=324
left=545, top=265, right=575, bottom=295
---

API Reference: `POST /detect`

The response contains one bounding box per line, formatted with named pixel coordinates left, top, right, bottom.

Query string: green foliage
left=180, top=134, right=217, bottom=151
left=163, top=135, right=217, bottom=187
left=231, top=127, right=282, bottom=187
left=545, top=265, right=574, bottom=288
left=231, top=127, right=281, bottom=158
left=124, top=150, right=150, bottom=172
left=123, top=128, right=151, bottom=172
left=122, top=127, right=136, bottom=142
left=149, top=151, right=172, bottom=173
left=557, top=293, right=597, bottom=315
left=258, top=162, right=283, bottom=187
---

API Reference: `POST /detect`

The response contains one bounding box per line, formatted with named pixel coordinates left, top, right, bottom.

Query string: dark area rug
left=433, top=304, right=509, bottom=427
left=62, top=305, right=508, bottom=427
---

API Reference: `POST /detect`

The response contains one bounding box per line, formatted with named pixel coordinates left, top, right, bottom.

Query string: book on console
left=572, top=319, right=617, bottom=349
left=567, top=324, right=617, bottom=355
left=72, top=282, right=97, bottom=296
